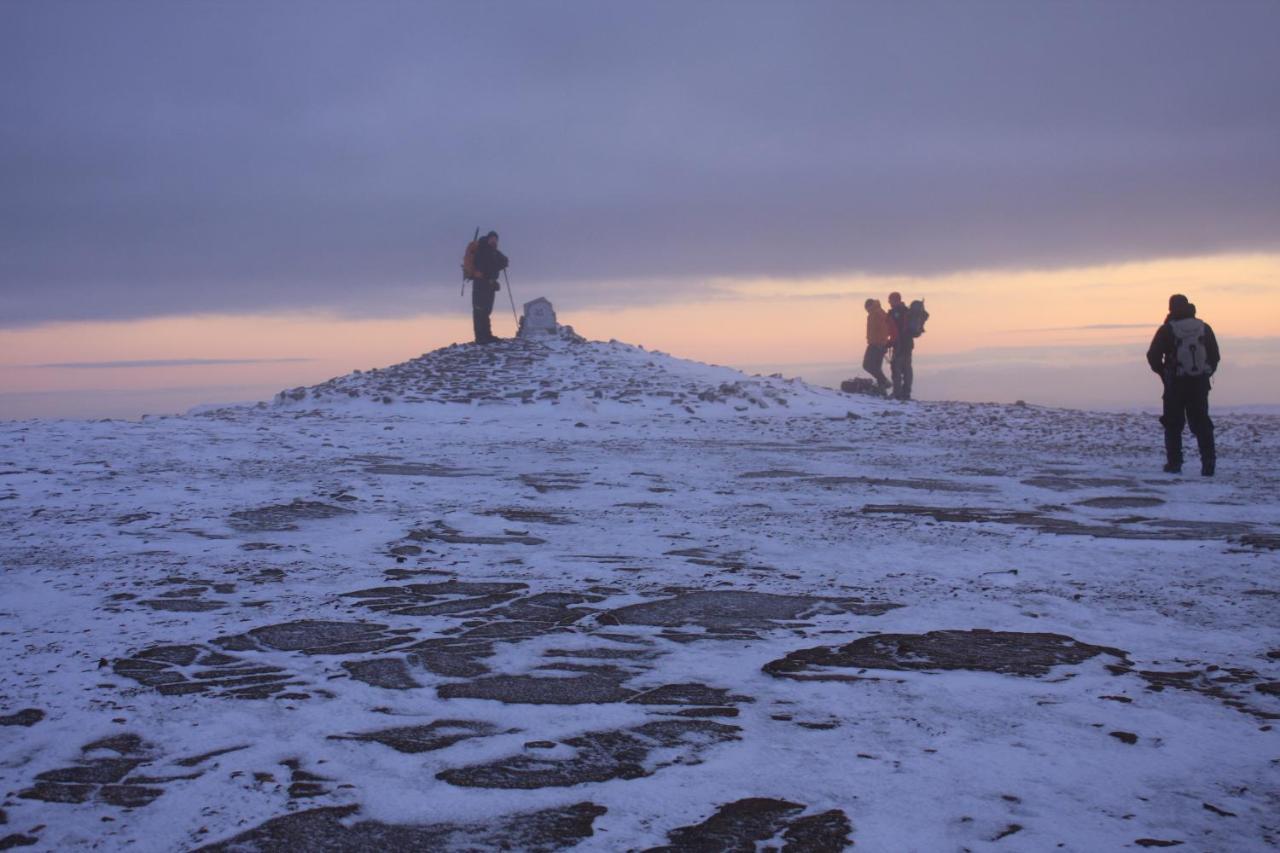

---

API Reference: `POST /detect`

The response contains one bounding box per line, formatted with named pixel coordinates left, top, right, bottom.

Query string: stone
left=342, top=658, right=421, bottom=690
left=765, top=630, right=1130, bottom=680
left=1075, top=496, right=1165, bottom=509
left=228, top=500, right=355, bottom=532
left=438, top=719, right=740, bottom=789
left=18, top=734, right=169, bottom=808
left=113, top=644, right=300, bottom=699
left=517, top=297, right=559, bottom=337
left=330, top=720, right=506, bottom=754
left=604, top=590, right=900, bottom=633
left=0, top=709, right=43, bottom=727
left=194, top=802, right=606, bottom=852
left=645, top=798, right=853, bottom=852
left=439, top=672, right=636, bottom=705
left=647, top=798, right=804, bottom=851
left=213, top=620, right=416, bottom=656
left=140, top=598, right=226, bottom=612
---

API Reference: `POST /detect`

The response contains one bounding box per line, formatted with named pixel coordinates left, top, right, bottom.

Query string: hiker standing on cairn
left=1147, top=294, right=1219, bottom=475
left=467, top=231, right=508, bottom=344
left=863, top=298, right=893, bottom=395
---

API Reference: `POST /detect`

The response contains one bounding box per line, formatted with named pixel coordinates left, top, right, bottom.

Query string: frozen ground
left=1, top=334, right=1277, bottom=851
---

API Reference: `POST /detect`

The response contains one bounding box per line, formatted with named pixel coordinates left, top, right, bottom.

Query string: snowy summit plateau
left=1, top=331, right=1278, bottom=851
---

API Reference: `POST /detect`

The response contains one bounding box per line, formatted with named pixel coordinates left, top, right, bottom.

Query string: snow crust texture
left=1, top=336, right=1278, bottom=851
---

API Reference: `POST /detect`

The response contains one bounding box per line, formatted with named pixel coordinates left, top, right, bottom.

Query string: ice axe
left=503, top=269, right=518, bottom=328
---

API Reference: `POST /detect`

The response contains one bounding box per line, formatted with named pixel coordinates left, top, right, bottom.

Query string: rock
left=0, top=709, right=44, bottom=727
left=341, top=658, right=421, bottom=690
left=517, top=297, right=559, bottom=338
left=213, top=620, right=416, bottom=656
left=229, top=500, right=355, bottom=532
left=604, top=590, right=900, bottom=633
left=765, top=630, right=1129, bottom=680
left=194, top=802, right=606, bottom=852
left=646, top=798, right=853, bottom=852
left=439, top=719, right=740, bottom=789
left=18, top=734, right=169, bottom=809
left=330, top=720, right=506, bottom=754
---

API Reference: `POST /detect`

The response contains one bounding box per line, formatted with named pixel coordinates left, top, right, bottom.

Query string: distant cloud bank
left=3, top=1, right=1278, bottom=326
left=26, top=358, right=313, bottom=369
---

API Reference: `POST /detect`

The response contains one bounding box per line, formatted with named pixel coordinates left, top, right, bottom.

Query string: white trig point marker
left=518, top=297, right=559, bottom=338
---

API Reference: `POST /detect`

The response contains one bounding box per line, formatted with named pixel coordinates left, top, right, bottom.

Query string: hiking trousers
left=1160, top=375, right=1214, bottom=466
left=472, top=279, right=497, bottom=342
left=863, top=344, right=890, bottom=390
left=890, top=342, right=913, bottom=400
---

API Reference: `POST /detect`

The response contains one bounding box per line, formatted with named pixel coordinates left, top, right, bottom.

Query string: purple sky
left=3, top=0, right=1279, bottom=326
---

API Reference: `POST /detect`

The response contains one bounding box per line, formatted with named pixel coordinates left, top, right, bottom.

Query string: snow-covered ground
left=1, top=334, right=1277, bottom=851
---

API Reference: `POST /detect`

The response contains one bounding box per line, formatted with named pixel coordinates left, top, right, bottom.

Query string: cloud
left=1012, top=323, right=1154, bottom=332
left=3, top=1, right=1279, bottom=326
left=25, top=358, right=312, bottom=369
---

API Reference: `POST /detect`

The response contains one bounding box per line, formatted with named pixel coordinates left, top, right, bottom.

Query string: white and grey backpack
left=1168, top=317, right=1209, bottom=377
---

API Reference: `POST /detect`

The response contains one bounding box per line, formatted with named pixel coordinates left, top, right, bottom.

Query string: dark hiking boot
left=1162, top=462, right=1182, bottom=474
left=1201, top=458, right=1215, bottom=477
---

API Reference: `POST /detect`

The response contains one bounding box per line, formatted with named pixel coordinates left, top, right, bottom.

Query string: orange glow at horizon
left=2, top=253, right=1278, bottom=415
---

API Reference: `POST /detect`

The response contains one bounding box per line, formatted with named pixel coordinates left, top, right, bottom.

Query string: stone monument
left=517, top=297, right=558, bottom=338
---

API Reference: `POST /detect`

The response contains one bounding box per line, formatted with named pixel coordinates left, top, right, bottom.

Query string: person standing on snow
left=471, top=231, right=508, bottom=344
left=1146, top=293, right=1220, bottom=475
left=862, top=298, right=893, bottom=395
left=886, top=291, right=914, bottom=400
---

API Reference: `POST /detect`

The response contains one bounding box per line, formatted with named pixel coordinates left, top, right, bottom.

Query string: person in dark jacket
left=471, top=231, right=508, bottom=344
left=1146, top=294, right=1220, bottom=475
left=886, top=291, right=913, bottom=400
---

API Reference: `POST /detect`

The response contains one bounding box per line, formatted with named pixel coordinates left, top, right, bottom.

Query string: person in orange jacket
left=862, top=298, right=893, bottom=395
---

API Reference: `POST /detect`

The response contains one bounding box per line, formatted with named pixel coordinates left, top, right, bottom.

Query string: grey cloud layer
left=3, top=1, right=1278, bottom=326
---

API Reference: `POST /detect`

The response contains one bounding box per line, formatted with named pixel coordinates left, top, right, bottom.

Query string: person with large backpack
left=886, top=291, right=928, bottom=400
left=862, top=298, right=893, bottom=395
left=1146, top=294, right=1220, bottom=475
left=463, top=230, right=508, bottom=344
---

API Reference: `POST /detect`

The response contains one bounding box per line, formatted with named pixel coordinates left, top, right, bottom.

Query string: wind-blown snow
left=1, top=336, right=1276, bottom=851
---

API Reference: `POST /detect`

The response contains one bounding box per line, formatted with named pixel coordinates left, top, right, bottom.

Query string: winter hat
left=485, top=231, right=499, bottom=240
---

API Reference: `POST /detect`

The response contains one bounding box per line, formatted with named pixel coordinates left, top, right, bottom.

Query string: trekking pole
left=502, top=269, right=518, bottom=327
left=461, top=226, right=478, bottom=296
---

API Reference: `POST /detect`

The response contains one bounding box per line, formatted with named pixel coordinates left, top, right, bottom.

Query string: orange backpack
left=461, top=239, right=480, bottom=281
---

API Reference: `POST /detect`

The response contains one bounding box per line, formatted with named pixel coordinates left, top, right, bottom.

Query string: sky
left=2, top=1, right=1278, bottom=418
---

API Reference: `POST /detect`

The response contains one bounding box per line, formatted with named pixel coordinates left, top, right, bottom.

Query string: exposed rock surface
left=765, top=630, right=1129, bottom=680
left=646, top=798, right=853, bottom=852
left=196, top=802, right=606, bottom=852
left=439, top=720, right=741, bottom=789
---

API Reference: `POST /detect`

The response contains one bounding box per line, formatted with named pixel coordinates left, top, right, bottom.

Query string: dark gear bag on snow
left=1169, top=317, right=1210, bottom=377
left=841, top=377, right=885, bottom=397
left=906, top=299, right=929, bottom=338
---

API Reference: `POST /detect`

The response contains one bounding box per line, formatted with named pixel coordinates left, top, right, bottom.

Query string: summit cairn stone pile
left=266, top=332, right=836, bottom=413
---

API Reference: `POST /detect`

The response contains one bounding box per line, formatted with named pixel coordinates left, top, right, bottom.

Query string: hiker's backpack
left=906, top=299, right=929, bottom=338
left=1169, top=317, right=1209, bottom=377
left=841, top=377, right=884, bottom=397
left=461, top=239, right=480, bottom=281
